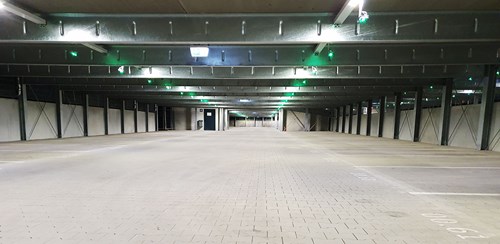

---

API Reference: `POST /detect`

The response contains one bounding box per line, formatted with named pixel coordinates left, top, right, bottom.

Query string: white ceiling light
left=239, top=99, right=251, bottom=103
left=190, top=46, right=209, bottom=58
left=0, top=2, right=46, bottom=25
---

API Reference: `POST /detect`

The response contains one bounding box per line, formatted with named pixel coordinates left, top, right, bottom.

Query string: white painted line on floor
left=409, top=192, right=500, bottom=196
left=356, top=166, right=500, bottom=169
left=0, top=161, right=25, bottom=164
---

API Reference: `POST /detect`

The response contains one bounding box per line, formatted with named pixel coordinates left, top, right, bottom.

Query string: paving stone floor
left=0, top=127, right=499, bottom=243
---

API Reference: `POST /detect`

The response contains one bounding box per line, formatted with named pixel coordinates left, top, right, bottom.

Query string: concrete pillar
left=154, top=104, right=158, bottom=131
left=476, top=65, right=498, bottom=150
left=145, top=104, right=149, bottom=132
left=104, top=97, right=109, bottom=135
left=366, top=99, right=372, bottom=136
left=440, top=79, right=453, bottom=146
left=120, top=100, right=125, bottom=134
left=341, top=106, right=346, bottom=133
left=305, top=108, right=311, bottom=131
left=335, top=108, right=340, bottom=132
left=394, top=92, right=402, bottom=139
left=356, top=102, right=362, bottom=135
left=348, top=104, right=353, bottom=134
left=18, top=82, right=27, bottom=141
left=413, top=87, right=423, bottom=142
left=56, top=90, right=63, bottom=138
left=83, top=94, right=89, bottom=136
left=133, top=100, right=138, bottom=133
left=378, top=96, right=386, bottom=137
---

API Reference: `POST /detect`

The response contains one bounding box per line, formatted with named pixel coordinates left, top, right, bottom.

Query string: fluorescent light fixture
left=456, top=89, right=476, bottom=94
left=190, top=46, right=209, bottom=58
left=82, top=43, right=108, bottom=54
left=1, top=2, right=46, bottom=25
left=334, top=0, right=363, bottom=25
left=239, top=99, right=251, bottom=103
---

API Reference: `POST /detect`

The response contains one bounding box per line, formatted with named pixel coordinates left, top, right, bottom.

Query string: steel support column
left=440, top=79, right=453, bottom=146
left=104, top=97, right=109, bottom=135
left=169, top=108, right=175, bottom=130
left=83, top=94, right=89, bottom=136
left=18, top=82, right=27, bottom=141
left=366, top=99, right=372, bottom=136
left=348, top=104, right=353, bottom=134
left=56, top=89, right=63, bottom=138
left=304, top=108, right=311, bottom=132
left=133, top=100, right=138, bottom=133
left=120, top=100, right=125, bottom=134
left=145, top=104, right=149, bottom=132
left=476, top=65, right=499, bottom=150
left=154, top=104, right=158, bottom=131
left=378, top=96, right=386, bottom=137
left=341, top=105, right=346, bottom=133
left=163, top=107, right=167, bottom=130
left=356, top=102, right=362, bottom=135
left=335, top=108, right=340, bottom=132
left=394, top=92, right=402, bottom=139
left=413, top=87, right=423, bottom=142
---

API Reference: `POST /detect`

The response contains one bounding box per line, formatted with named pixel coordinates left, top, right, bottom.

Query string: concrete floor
left=0, top=128, right=499, bottom=244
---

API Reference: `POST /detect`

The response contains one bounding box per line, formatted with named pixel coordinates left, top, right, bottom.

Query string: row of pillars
left=18, top=88, right=159, bottom=141
left=333, top=65, right=498, bottom=151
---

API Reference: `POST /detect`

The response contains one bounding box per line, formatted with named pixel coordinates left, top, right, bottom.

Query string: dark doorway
left=204, top=109, right=216, bottom=131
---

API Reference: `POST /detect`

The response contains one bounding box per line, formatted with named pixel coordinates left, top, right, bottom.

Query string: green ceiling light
left=147, top=79, right=152, bottom=84
left=358, top=11, right=369, bottom=24
left=118, top=66, right=125, bottom=74
left=180, top=92, right=184, bottom=95
left=468, top=77, right=473, bottom=81
left=328, top=49, right=334, bottom=60
left=302, top=80, right=307, bottom=85
left=452, top=94, right=456, bottom=98
left=497, top=71, right=500, bottom=76
left=430, top=86, right=433, bottom=89
left=69, top=51, right=78, bottom=57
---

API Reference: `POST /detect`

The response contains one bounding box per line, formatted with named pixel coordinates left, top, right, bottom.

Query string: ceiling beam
left=1, top=43, right=498, bottom=66
left=0, top=64, right=483, bottom=79
left=0, top=2, right=46, bottom=25
left=15, top=77, right=445, bottom=87
left=0, top=13, right=499, bottom=44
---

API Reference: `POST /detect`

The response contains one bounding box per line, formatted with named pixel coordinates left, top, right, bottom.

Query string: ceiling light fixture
left=334, top=0, right=363, bottom=25
left=239, top=99, right=251, bottom=103
left=190, top=46, right=209, bottom=58
left=0, top=2, right=46, bottom=25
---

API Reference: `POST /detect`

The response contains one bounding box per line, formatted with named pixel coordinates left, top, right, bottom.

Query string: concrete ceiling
left=12, top=0, right=500, bottom=14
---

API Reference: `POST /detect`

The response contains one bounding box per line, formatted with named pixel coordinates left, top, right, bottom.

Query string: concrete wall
left=137, top=111, right=146, bottom=132
left=334, top=102, right=500, bottom=152
left=173, top=107, right=192, bottom=130
left=490, top=103, right=500, bottom=152
left=148, top=113, right=155, bottom=132
left=286, top=110, right=306, bottom=131
left=88, top=106, right=105, bottom=136
left=0, top=98, right=157, bottom=142
left=26, top=101, right=58, bottom=140
left=108, top=108, right=121, bottom=135
left=0, top=98, right=20, bottom=142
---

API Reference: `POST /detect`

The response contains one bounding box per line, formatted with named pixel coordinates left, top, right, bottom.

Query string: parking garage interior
left=0, top=0, right=500, bottom=243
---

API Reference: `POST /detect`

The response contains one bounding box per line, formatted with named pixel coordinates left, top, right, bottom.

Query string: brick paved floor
left=0, top=128, right=499, bottom=243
